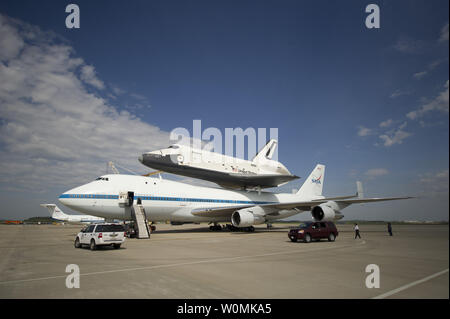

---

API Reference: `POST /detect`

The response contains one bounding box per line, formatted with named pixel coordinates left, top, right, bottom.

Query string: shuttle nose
left=140, top=152, right=174, bottom=170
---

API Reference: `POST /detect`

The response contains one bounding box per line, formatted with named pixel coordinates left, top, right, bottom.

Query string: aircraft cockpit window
left=95, top=177, right=109, bottom=181
left=168, top=145, right=180, bottom=149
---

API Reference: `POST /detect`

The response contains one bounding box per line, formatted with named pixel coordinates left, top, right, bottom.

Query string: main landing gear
left=209, top=223, right=255, bottom=232
left=209, top=223, right=222, bottom=231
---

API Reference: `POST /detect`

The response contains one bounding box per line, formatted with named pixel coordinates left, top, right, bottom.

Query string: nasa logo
left=311, top=175, right=322, bottom=184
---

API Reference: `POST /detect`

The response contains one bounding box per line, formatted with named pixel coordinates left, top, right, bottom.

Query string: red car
left=288, top=221, right=338, bottom=243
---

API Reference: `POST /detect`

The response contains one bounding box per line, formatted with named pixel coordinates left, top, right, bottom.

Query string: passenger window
left=86, top=225, right=95, bottom=233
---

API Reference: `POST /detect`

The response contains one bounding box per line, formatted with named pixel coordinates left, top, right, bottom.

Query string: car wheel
left=328, top=233, right=336, bottom=242
left=74, top=237, right=81, bottom=248
left=113, top=244, right=121, bottom=249
left=90, top=239, right=97, bottom=251
left=304, top=234, right=312, bottom=243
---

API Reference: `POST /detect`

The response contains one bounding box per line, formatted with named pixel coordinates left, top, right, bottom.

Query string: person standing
left=354, top=223, right=361, bottom=239
left=387, top=222, right=393, bottom=236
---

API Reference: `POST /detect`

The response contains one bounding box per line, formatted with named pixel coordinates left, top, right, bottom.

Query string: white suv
left=75, top=223, right=126, bottom=250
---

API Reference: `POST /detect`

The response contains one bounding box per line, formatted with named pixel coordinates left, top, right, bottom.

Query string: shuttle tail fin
left=296, top=164, right=325, bottom=197
left=252, top=139, right=277, bottom=163
left=40, top=204, right=68, bottom=221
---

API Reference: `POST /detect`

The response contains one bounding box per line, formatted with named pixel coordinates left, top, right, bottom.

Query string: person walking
left=354, top=223, right=361, bottom=239
left=387, top=222, right=393, bottom=236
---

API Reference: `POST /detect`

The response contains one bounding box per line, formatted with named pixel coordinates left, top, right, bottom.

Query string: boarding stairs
left=132, top=204, right=150, bottom=239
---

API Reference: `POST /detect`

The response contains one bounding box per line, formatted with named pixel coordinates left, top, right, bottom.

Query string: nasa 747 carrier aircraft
left=57, top=164, right=412, bottom=227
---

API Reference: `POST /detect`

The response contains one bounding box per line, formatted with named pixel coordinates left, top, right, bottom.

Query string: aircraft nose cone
left=58, top=192, right=70, bottom=205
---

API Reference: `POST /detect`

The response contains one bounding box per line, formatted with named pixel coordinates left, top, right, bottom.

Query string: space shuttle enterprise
left=139, top=139, right=299, bottom=189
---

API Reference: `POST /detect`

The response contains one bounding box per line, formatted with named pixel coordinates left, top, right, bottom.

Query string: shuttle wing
left=191, top=196, right=413, bottom=218
left=221, top=173, right=300, bottom=188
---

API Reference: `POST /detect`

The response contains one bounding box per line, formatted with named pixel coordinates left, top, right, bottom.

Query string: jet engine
left=311, top=203, right=344, bottom=221
left=231, top=208, right=265, bottom=227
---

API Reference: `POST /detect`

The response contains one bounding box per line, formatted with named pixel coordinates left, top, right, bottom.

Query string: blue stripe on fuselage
left=58, top=193, right=274, bottom=205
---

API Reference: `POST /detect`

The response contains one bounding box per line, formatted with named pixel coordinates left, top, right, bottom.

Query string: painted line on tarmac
left=372, top=268, right=449, bottom=299
left=0, top=240, right=365, bottom=285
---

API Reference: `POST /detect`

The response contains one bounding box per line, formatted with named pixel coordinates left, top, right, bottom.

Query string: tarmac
left=0, top=223, right=448, bottom=299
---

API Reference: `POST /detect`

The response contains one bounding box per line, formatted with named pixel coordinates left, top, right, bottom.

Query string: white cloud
left=0, top=13, right=171, bottom=193
left=379, top=119, right=393, bottom=128
left=419, top=169, right=449, bottom=197
left=407, top=80, right=449, bottom=120
left=390, top=89, right=411, bottom=98
left=364, top=168, right=389, bottom=178
left=378, top=122, right=411, bottom=147
left=130, top=93, right=147, bottom=101
left=111, top=85, right=126, bottom=96
left=439, top=23, right=449, bottom=43
left=411, top=59, right=445, bottom=83
left=80, top=65, right=105, bottom=90
left=357, top=126, right=372, bottom=137
left=413, top=71, right=427, bottom=80
left=393, top=38, right=424, bottom=54
left=0, top=14, right=25, bottom=61
left=429, top=59, right=444, bottom=70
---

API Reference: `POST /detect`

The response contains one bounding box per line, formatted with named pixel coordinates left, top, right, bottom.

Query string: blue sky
left=0, top=0, right=448, bottom=220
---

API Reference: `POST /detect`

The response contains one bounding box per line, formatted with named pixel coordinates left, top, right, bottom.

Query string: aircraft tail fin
left=252, top=139, right=277, bottom=163
left=40, top=204, right=68, bottom=221
left=296, top=164, right=325, bottom=197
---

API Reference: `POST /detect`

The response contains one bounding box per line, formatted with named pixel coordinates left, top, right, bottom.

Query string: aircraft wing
left=191, top=205, right=254, bottom=218
left=191, top=196, right=413, bottom=218
left=331, top=196, right=414, bottom=205
left=222, top=173, right=300, bottom=188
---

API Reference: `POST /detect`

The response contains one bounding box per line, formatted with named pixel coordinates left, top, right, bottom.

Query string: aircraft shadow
left=153, top=226, right=292, bottom=234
